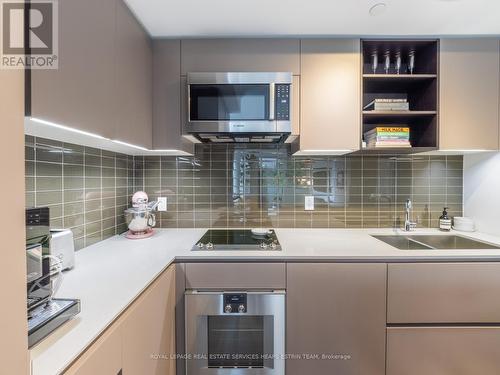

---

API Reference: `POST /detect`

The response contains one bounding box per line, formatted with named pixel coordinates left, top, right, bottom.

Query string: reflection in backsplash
left=135, top=144, right=463, bottom=229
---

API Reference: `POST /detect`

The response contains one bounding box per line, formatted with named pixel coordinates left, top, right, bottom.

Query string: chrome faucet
left=404, top=199, right=417, bottom=231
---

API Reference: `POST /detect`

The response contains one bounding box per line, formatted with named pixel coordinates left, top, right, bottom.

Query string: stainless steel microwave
left=186, top=72, right=292, bottom=143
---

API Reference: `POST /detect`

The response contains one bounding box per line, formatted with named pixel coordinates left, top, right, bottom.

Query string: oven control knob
left=197, top=242, right=205, bottom=249
left=270, top=242, right=277, bottom=250
left=238, top=304, right=246, bottom=313
left=206, top=242, right=214, bottom=250
left=259, top=242, right=268, bottom=249
left=225, top=304, right=232, bottom=313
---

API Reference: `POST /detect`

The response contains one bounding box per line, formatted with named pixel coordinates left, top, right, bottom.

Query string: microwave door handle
left=269, top=83, right=275, bottom=120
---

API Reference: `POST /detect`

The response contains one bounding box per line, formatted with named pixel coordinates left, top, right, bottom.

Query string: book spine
left=374, top=99, right=407, bottom=103
left=365, top=127, right=410, bottom=133
left=372, top=103, right=410, bottom=111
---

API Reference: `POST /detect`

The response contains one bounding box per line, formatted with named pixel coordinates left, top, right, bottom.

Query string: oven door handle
left=269, top=83, right=275, bottom=120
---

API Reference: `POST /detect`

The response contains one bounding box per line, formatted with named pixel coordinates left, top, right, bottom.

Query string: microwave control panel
left=275, top=84, right=290, bottom=121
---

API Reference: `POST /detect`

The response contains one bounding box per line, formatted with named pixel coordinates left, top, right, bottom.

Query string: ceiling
left=124, top=0, right=500, bottom=38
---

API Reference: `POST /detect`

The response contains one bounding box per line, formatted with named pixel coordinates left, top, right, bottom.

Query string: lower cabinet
left=64, top=322, right=122, bottom=375
left=388, top=263, right=500, bottom=323
left=122, top=265, right=176, bottom=374
left=387, top=262, right=500, bottom=374
left=387, top=327, right=500, bottom=375
left=286, top=263, right=387, bottom=375
left=65, top=265, right=176, bottom=375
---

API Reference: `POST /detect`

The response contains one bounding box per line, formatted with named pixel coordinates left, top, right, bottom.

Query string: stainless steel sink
left=372, top=235, right=433, bottom=250
left=372, top=235, right=500, bottom=250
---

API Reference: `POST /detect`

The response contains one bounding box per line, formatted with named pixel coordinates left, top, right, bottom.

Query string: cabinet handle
left=117, top=369, right=122, bottom=375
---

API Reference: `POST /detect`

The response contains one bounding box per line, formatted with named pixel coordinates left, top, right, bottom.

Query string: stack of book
left=363, top=98, right=409, bottom=111
left=364, top=127, right=411, bottom=148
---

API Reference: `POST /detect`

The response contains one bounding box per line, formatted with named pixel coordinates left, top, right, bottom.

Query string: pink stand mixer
left=124, top=191, right=159, bottom=239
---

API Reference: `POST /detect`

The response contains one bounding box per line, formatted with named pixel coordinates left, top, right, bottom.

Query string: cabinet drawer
left=65, top=322, right=122, bottom=375
left=185, top=263, right=286, bottom=289
left=387, top=327, right=500, bottom=375
left=388, top=263, right=500, bottom=323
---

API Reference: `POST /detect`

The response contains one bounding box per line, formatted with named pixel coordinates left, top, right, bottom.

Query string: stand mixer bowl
left=124, top=208, right=156, bottom=234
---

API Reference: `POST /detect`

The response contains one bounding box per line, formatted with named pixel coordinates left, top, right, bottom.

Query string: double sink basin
left=372, top=234, right=500, bottom=250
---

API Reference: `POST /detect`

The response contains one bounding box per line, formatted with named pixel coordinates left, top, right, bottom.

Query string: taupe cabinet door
left=152, top=40, right=183, bottom=150
left=387, top=327, right=500, bottom=375
left=300, top=39, right=361, bottom=152
left=122, top=265, right=176, bottom=374
left=286, top=263, right=386, bottom=375
left=440, top=39, right=500, bottom=150
left=114, top=0, right=153, bottom=149
left=31, top=0, right=154, bottom=149
left=65, top=322, right=122, bottom=375
left=31, top=0, right=116, bottom=138
left=185, top=263, right=286, bottom=289
left=65, top=265, right=176, bottom=375
left=180, top=39, right=300, bottom=74
left=388, top=263, right=500, bottom=323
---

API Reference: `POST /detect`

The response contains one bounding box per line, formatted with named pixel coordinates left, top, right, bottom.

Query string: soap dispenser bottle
left=439, top=207, right=452, bottom=231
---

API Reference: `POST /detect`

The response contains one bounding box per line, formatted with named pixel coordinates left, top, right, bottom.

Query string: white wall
left=464, top=152, right=500, bottom=236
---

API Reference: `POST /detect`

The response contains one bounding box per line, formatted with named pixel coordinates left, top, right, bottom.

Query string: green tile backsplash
left=25, top=135, right=134, bottom=250
left=136, top=144, right=463, bottom=230
left=25, top=139, right=463, bottom=248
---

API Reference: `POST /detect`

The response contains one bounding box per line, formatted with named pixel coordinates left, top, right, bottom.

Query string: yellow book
left=374, top=127, right=410, bottom=133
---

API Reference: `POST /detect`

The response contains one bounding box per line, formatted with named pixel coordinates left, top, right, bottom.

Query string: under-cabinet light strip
left=438, top=149, right=492, bottom=153
left=30, top=117, right=108, bottom=140
left=30, top=117, right=183, bottom=153
left=110, top=139, right=148, bottom=150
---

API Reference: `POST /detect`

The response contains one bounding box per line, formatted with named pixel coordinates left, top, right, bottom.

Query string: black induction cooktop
left=192, top=229, right=281, bottom=251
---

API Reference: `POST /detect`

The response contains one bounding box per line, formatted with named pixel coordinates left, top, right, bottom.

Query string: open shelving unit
left=360, top=39, right=439, bottom=153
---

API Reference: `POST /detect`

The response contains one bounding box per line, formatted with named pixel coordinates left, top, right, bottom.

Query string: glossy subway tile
left=141, top=146, right=463, bottom=230
left=25, top=140, right=465, bottom=245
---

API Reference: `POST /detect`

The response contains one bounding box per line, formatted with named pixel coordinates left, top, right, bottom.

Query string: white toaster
left=50, top=229, right=76, bottom=273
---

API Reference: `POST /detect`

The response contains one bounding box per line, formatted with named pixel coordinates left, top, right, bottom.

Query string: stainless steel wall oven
left=185, top=290, right=285, bottom=375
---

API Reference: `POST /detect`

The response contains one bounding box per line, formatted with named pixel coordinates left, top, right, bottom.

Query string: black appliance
left=192, top=229, right=282, bottom=251
left=26, top=207, right=52, bottom=309
left=26, top=207, right=80, bottom=348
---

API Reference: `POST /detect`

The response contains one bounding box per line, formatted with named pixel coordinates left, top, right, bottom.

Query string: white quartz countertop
left=29, top=227, right=500, bottom=375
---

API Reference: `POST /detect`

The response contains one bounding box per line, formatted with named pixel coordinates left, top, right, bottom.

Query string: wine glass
left=371, top=51, right=378, bottom=74
left=395, top=52, right=402, bottom=75
left=384, top=51, right=390, bottom=74
left=408, top=50, right=415, bottom=74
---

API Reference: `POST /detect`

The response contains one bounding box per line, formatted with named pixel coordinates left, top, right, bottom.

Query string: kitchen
left=3, top=0, right=500, bottom=374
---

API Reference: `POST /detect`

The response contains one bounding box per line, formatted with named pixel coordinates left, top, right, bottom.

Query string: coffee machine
left=26, top=207, right=80, bottom=347
left=26, top=207, right=51, bottom=309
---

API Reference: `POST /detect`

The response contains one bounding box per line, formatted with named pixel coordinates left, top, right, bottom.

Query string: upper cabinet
left=440, top=39, right=500, bottom=150
left=361, top=40, right=439, bottom=153
left=180, top=39, right=300, bottom=74
left=30, top=0, right=153, bottom=149
left=299, top=39, right=361, bottom=152
left=152, top=40, right=193, bottom=153
left=114, top=0, right=153, bottom=149
left=30, top=0, right=116, bottom=138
